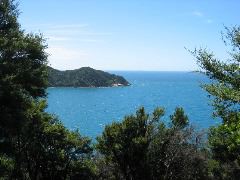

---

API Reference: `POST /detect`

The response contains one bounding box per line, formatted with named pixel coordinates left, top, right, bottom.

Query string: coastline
left=48, top=84, right=131, bottom=89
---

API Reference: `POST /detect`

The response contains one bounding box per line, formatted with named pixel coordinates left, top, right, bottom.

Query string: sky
left=18, top=0, right=239, bottom=71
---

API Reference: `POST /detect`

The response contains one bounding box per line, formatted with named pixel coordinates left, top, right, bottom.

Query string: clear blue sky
left=19, top=0, right=239, bottom=71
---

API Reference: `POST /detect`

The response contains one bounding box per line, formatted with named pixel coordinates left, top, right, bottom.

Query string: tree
left=170, top=107, right=189, bottom=129
left=191, top=26, right=240, bottom=179
left=0, top=0, right=48, bottom=177
left=96, top=107, right=163, bottom=180
left=148, top=107, right=208, bottom=180
left=96, top=107, right=208, bottom=180
left=18, top=101, right=95, bottom=179
left=0, top=1, right=95, bottom=179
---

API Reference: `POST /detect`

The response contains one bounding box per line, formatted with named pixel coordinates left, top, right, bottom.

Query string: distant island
left=48, top=66, right=130, bottom=87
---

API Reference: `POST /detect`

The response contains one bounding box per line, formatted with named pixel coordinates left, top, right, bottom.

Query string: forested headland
left=0, top=0, right=240, bottom=179
left=48, top=66, right=130, bottom=87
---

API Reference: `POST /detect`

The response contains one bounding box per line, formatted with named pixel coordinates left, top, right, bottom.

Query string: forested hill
left=48, top=66, right=130, bottom=87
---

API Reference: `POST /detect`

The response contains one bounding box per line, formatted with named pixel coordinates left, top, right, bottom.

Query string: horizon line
left=49, top=65, right=198, bottom=72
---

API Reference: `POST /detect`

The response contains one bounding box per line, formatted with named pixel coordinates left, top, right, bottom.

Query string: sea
left=46, top=71, right=219, bottom=139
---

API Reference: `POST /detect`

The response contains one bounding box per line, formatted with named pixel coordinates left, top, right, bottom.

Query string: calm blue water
left=46, top=71, right=219, bottom=139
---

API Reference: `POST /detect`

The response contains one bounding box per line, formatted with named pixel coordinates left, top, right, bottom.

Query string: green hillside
left=48, top=66, right=130, bottom=87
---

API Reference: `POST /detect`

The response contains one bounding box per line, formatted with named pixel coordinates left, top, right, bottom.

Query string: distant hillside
left=48, top=66, right=130, bottom=87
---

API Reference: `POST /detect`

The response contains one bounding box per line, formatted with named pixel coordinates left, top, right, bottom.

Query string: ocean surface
left=46, top=71, right=219, bottom=139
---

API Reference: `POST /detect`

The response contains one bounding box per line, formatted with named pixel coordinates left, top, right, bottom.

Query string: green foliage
left=0, top=0, right=48, bottom=140
left=170, top=107, right=189, bottom=128
left=191, top=27, right=240, bottom=120
left=48, top=66, right=130, bottom=87
left=0, top=155, right=14, bottom=179
left=0, top=1, right=95, bottom=179
left=0, top=1, right=48, bottom=176
left=97, top=107, right=208, bottom=180
left=192, top=26, right=240, bottom=179
left=96, top=107, right=155, bottom=180
left=18, top=101, right=94, bottom=179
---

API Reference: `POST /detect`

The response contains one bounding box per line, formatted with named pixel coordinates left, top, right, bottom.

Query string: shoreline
left=48, top=84, right=131, bottom=89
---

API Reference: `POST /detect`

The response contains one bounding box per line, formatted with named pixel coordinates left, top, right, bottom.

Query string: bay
left=46, top=71, right=219, bottom=139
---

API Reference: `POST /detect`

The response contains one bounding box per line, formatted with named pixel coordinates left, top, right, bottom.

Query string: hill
left=48, top=66, right=130, bottom=87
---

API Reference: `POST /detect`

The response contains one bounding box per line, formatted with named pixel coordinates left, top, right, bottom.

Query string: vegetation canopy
left=48, top=66, right=130, bottom=87
left=191, top=26, right=240, bottom=178
left=0, top=1, right=94, bottom=179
